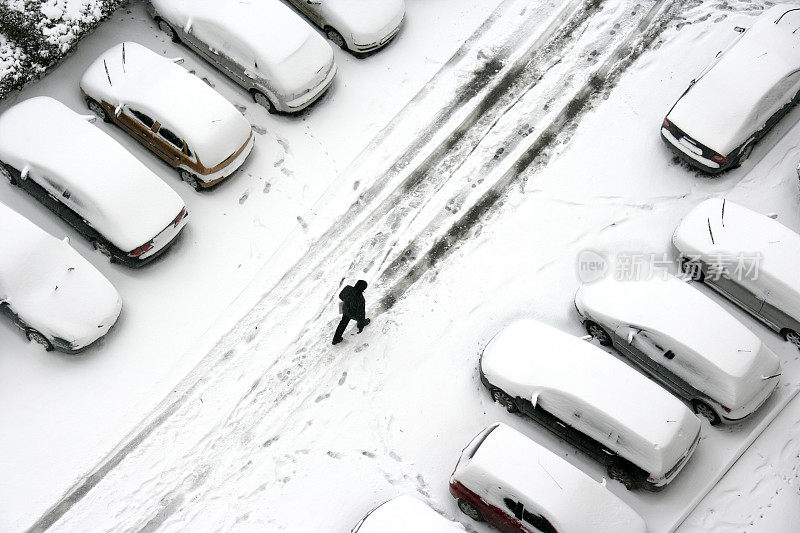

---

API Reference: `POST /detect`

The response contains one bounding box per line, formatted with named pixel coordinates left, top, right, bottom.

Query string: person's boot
left=332, top=337, right=343, bottom=345
left=357, top=318, right=371, bottom=333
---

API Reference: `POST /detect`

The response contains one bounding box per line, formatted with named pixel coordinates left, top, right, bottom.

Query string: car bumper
left=352, top=18, right=404, bottom=52
left=283, top=63, right=338, bottom=113
left=721, top=376, right=780, bottom=423
left=661, top=127, right=726, bottom=174
left=195, top=132, right=255, bottom=187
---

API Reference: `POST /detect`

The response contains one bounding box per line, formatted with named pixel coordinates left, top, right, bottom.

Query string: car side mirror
left=184, top=20, right=192, bottom=33
left=172, top=57, right=185, bottom=65
left=627, top=328, right=639, bottom=344
left=20, top=166, right=29, bottom=180
left=114, top=105, right=123, bottom=117
left=767, top=213, right=778, bottom=219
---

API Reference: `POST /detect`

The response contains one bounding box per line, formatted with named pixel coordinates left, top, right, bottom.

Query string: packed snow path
left=21, top=0, right=800, bottom=531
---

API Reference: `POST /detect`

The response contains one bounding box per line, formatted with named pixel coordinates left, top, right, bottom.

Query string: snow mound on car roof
left=481, top=319, right=700, bottom=477
left=455, top=423, right=647, bottom=533
left=354, top=494, right=465, bottom=532
left=81, top=42, right=252, bottom=168
left=668, top=4, right=800, bottom=155
left=0, top=96, right=184, bottom=252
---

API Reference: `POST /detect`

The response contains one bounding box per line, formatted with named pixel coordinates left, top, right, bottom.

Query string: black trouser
left=334, top=315, right=367, bottom=340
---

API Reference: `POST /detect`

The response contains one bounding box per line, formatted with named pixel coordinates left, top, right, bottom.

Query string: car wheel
left=783, top=329, right=800, bottom=349
left=92, top=240, right=115, bottom=263
left=180, top=169, right=202, bottom=191
left=325, top=27, right=347, bottom=50
left=86, top=98, right=110, bottom=123
left=0, top=163, right=15, bottom=185
left=608, top=465, right=637, bottom=490
left=457, top=499, right=484, bottom=522
left=734, top=141, right=754, bottom=168
left=585, top=321, right=612, bottom=346
left=490, top=389, right=518, bottom=413
left=26, top=329, right=53, bottom=351
left=679, top=256, right=704, bottom=282
left=157, top=19, right=180, bottom=43
left=692, top=400, right=721, bottom=426
left=251, top=90, right=276, bottom=114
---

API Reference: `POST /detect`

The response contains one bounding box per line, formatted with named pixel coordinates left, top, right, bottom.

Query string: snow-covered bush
left=0, top=0, right=127, bottom=99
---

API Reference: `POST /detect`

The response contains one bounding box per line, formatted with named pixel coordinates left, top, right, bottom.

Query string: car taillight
left=173, top=207, right=187, bottom=228
left=721, top=404, right=731, bottom=413
left=662, top=117, right=672, bottom=131
left=129, top=242, right=153, bottom=257
left=711, top=153, right=728, bottom=164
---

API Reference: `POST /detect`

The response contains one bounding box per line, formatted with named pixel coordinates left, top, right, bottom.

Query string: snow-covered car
left=575, top=274, right=781, bottom=425
left=148, top=0, right=337, bottom=114
left=674, top=197, right=800, bottom=348
left=284, top=0, right=405, bottom=55
left=449, top=423, right=648, bottom=533
left=80, top=42, right=255, bottom=190
left=0, top=203, right=122, bottom=353
left=480, top=319, right=700, bottom=491
left=351, top=494, right=465, bottom=532
left=0, top=97, right=189, bottom=268
left=661, top=5, right=800, bottom=173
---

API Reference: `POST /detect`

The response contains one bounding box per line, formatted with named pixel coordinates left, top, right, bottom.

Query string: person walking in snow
left=332, top=280, right=370, bottom=345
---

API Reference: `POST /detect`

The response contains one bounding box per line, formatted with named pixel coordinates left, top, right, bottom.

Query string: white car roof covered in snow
left=0, top=203, right=121, bottom=346
left=667, top=5, right=800, bottom=155
left=674, top=198, right=800, bottom=323
left=353, top=494, right=465, bottom=533
left=575, top=274, right=780, bottom=408
left=81, top=42, right=252, bottom=168
left=151, top=0, right=332, bottom=87
left=452, top=423, right=647, bottom=533
left=481, top=319, right=700, bottom=476
left=0, top=97, right=185, bottom=252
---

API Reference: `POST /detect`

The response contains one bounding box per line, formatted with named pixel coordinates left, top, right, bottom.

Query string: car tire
left=157, top=19, right=181, bottom=43
left=608, top=465, right=638, bottom=490
left=92, top=240, right=115, bottom=263
left=251, top=90, right=276, bottom=114
left=490, top=389, right=518, bottom=413
left=86, top=98, right=111, bottom=123
left=26, top=329, right=53, bottom=351
left=180, top=169, right=202, bottom=191
left=585, top=321, right=612, bottom=346
left=0, top=162, right=15, bottom=185
left=325, top=26, right=347, bottom=50
left=692, top=400, right=721, bottom=426
left=782, top=329, right=800, bottom=349
left=679, top=256, right=704, bottom=282
left=457, top=499, right=484, bottom=522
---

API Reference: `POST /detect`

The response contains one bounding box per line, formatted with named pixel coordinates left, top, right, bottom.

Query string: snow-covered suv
left=0, top=97, right=188, bottom=267
left=661, top=5, right=800, bottom=172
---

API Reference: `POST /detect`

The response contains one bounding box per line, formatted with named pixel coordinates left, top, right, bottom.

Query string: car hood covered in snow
left=152, top=0, right=334, bottom=97
left=481, top=319, right=700, bottom=477
left=81, top=42, right=252, bottom=169
left=0, top=203, right=121, bottom=349
left=453, top=423, right=647, bottom=533
left=0, top=97, right=185, bottom=252
left=575, top=274, right=781, bottom=409
left=667, top=5, right=800, bottom=155
left=674, top=198, right=800, bottom=325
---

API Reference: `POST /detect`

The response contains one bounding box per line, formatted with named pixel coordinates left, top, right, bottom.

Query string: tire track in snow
left=31, top=1, right=685, bottom=530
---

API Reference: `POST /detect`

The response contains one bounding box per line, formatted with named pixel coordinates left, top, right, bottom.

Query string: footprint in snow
left=354, top=343, right=368, bottom=353
left=251, top=124, right=267, bottom=135
left=338, top=372, right=347, bottom=385
left=315, top=393, right=330, bottom=403
left=263, top=182, right=271, bottom=194
left=239, top=191, right=249, bottom=204
left=327, top=451, right=342, bottom=459
left=234, top=104, right=247, bottom=114
left=297, top=216, right=308, bottom=231
left=361, top=450, right=376, bottom=459
left=281, top=167, right=294, bottom=177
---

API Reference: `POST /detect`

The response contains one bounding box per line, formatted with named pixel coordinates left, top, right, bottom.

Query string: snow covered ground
left=2, top=0, right=800, bottom=532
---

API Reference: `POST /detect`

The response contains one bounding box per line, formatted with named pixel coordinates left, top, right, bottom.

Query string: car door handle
left=555, top=421, right=566, bottom=428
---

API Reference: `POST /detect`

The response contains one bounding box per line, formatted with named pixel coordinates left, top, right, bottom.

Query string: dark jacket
left=339, top=281, right=367, bottom=319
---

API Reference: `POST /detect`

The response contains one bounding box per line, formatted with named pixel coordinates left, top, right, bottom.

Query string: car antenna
left=721, top=199, right=726, bottom=227
left=103, top=59, right=112, bottom=86
left=707, top=217, right=715, bottom=244
left=121, top=42, right=126, bottom=73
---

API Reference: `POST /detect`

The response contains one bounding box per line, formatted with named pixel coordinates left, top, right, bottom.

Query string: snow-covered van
left=674, top=198, right=800, bottom=348
left=661, top=5, right=800, bottom=173
left=148, top=0, right=337, bottom=113
left=0, top=97, right=188, bottom=268
left=351, top=494, right=466, bottom=533
left=575, top=274, right=781, bottom=425
left=284, top=0, right=405, bottom=55
left=81, top=42, right=255, bottom=190
left=480, top=319, right=700, bottom=491
left=449, top=423, right=648, bottom=533
left=0, top=203, right=122, bottom=353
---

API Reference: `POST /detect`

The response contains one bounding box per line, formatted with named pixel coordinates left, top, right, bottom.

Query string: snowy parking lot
left=2, top=0, right=800, bottom=532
